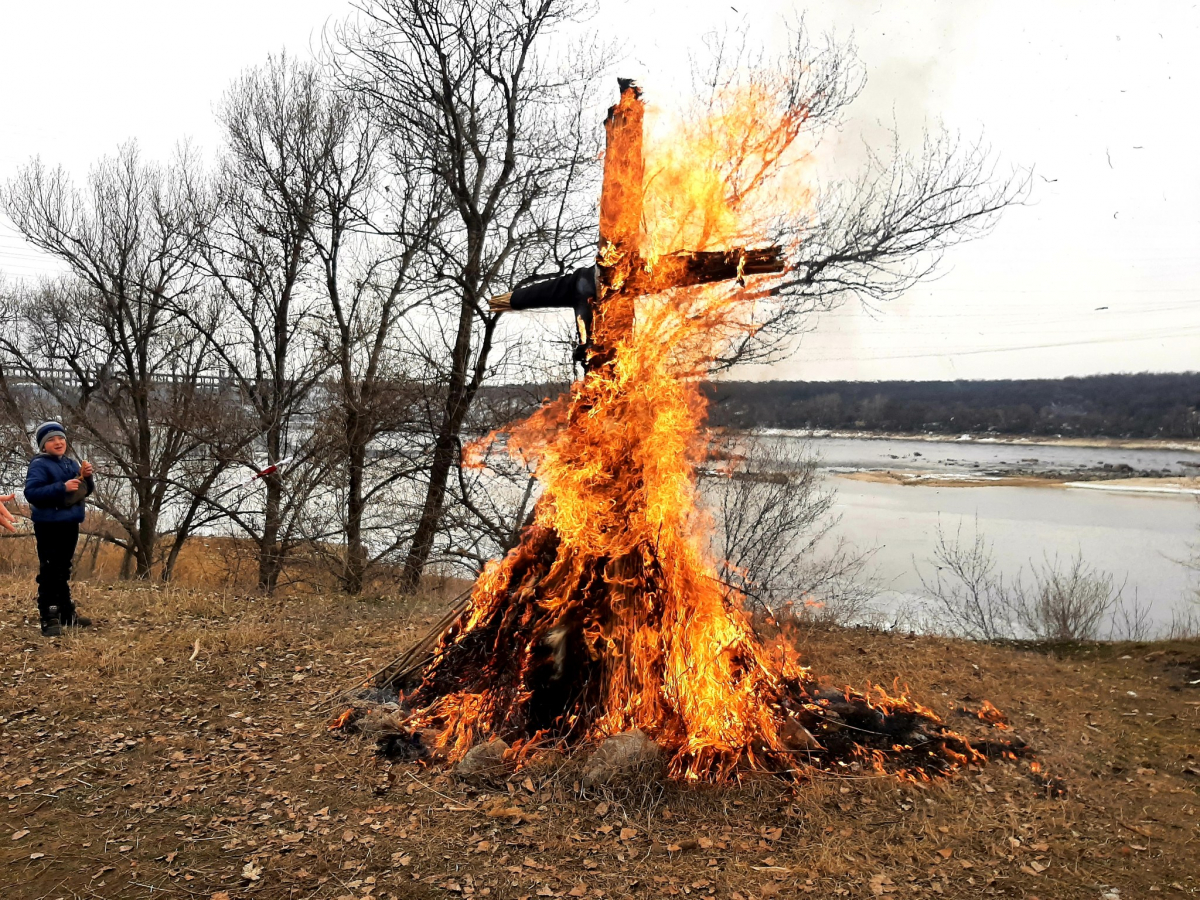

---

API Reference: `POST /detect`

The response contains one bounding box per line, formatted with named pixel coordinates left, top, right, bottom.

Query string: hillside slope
left=0, top=582, right=1197, bottom=899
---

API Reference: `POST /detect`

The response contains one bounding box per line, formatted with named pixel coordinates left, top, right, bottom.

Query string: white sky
left=1, top=0, right=1197, bottom=382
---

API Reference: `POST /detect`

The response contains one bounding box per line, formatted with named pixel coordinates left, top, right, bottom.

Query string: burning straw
left=355, top=80, right=1028, bottom=783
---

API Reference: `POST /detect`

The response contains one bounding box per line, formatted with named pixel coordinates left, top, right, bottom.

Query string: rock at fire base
left=582, top=729, right=663, bottom=787
left=781, top=717, right=823, bottom=752
left=455, top=738, right=510, bottom=777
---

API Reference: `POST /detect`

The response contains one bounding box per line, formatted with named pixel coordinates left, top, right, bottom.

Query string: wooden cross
left=490, top=79, right=783, bottom=368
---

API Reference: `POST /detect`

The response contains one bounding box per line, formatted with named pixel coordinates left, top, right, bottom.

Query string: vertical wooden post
left=591, top=80, right=649, bottom=677
left=591, top=79, right=645, bottom=363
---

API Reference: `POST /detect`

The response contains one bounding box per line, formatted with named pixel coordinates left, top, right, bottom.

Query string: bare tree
left=191, top=55, right=359, bottom=593
left=917, top=522, right=1128, bottom=642
left=0, top=146, right=225, bottom=578
left=915, top=519, right=1017, bottom=641
left=703, top=434, right=877, bottom=624
left=1108, top=589, right=1153, bottom=642
left=1014, top=553, right=1124, bottom=642
left=333, top=0, right=605, bottom=592
left=626, top=23, right=1031, bottom=369
left=293, top=68, right=445, bottom=595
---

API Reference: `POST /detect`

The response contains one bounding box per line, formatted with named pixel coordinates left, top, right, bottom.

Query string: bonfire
left=353, top=80, right=1024, bottom=783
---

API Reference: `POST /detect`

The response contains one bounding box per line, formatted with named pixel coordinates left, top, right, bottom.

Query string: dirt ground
left=2, top=578, right=1198, bottom=899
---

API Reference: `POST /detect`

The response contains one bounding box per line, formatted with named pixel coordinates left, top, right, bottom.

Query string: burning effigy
left=351, top=81, right=1026, bottom=783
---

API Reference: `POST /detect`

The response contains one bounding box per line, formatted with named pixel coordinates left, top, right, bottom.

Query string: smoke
left=807, top=0, right=981, bottom=177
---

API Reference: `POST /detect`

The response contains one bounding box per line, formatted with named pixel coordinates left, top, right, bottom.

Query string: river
left=765, top=433, right=1200, bottom=634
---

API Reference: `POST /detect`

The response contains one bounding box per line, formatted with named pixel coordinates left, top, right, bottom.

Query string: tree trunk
left=162, top=467, right=222, bottom=582
left=399, top=427, right=457, bottom=593
left=258, top=410, right=286, bottom=593
left=135, top=501, right=155, bottom=579
left=399, top=267, right=493, bottom=594
left=259, top=473, right=283, bottom=593
left=344, top=409, right=368, bottom=595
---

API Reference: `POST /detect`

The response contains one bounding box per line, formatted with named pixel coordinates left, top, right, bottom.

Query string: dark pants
left=33, top=521, right=79, bottom=624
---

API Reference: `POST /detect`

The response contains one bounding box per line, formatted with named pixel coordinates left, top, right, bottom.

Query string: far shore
left=746, top=427, right=1200, bottom=454
left=836, top=469, right=1200, bottom=495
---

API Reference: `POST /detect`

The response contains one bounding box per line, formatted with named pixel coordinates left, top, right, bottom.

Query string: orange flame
left=396, top=81, right=1006, bottom=781
left=329, top=708, right=357, bottom=732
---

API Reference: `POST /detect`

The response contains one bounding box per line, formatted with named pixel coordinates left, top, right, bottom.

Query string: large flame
left=641, top=78, right=812, bottom=259
left=393, top=82, right=1006, bottom=781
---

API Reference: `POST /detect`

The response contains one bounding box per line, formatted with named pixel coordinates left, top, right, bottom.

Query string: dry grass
left=1, top=576, right=1198, bottom=900
left=0, top=527, right=464, bottom=596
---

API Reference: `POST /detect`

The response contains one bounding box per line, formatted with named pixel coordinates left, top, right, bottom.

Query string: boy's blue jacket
left=24, top=453, right=94, bottom=523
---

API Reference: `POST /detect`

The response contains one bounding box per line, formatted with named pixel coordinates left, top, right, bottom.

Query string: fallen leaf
left=118, top=845, right=133, bottom=853
left=595, top=801, right=610, bottom=817
left=937, top=849, right=953, bottom=859
left=569, top=886, right=589, bottom=897
left=210, top=893, right=231, bottom=900
left=242, top=861, right=262, bottom=881
left=869, top=874, right=896, bottom=896
left=189, top=639, right=201, bottom=662
left=487, top=804, right=523, bottom=819
left=11, top=829, right=29, bottom=841
left=619, top=827, right=637, bottom=841
left=30, top=852, right=44, bottom=860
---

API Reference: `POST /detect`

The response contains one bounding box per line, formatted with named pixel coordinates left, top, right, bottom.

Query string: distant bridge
left=2, top=367, right=230, bottom=391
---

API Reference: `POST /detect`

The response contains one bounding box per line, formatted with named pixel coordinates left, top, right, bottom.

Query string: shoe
left=66, top=614, right=92, bottom=628
left=41, top=618, right=63, bottom=637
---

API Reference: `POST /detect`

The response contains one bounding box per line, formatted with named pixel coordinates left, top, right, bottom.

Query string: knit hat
left=35, top=421, right=66, bottom=452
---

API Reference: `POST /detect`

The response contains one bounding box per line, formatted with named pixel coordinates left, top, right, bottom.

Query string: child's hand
left=65, top=478, right=81, bottom=492
left=0, top=493, right=15, bottom=534
left=80, top=461, right=94, bottom=478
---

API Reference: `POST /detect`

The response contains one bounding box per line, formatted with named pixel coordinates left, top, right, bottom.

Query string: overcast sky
left=1, top=0, right=1196, bottom=382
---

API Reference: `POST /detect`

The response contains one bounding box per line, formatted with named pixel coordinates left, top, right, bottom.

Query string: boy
left=24, top=421, right=95, bottom=637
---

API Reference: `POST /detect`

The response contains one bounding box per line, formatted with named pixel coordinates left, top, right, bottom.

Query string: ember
left=381, top=80, right=1025, bottom=782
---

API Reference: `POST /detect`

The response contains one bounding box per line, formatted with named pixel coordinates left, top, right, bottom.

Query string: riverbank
left=754, top=428, right=1200, bottom=454
left=1, top=579, right=1198, bottom=898
left=837, top=469, right=1200, bottom=494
